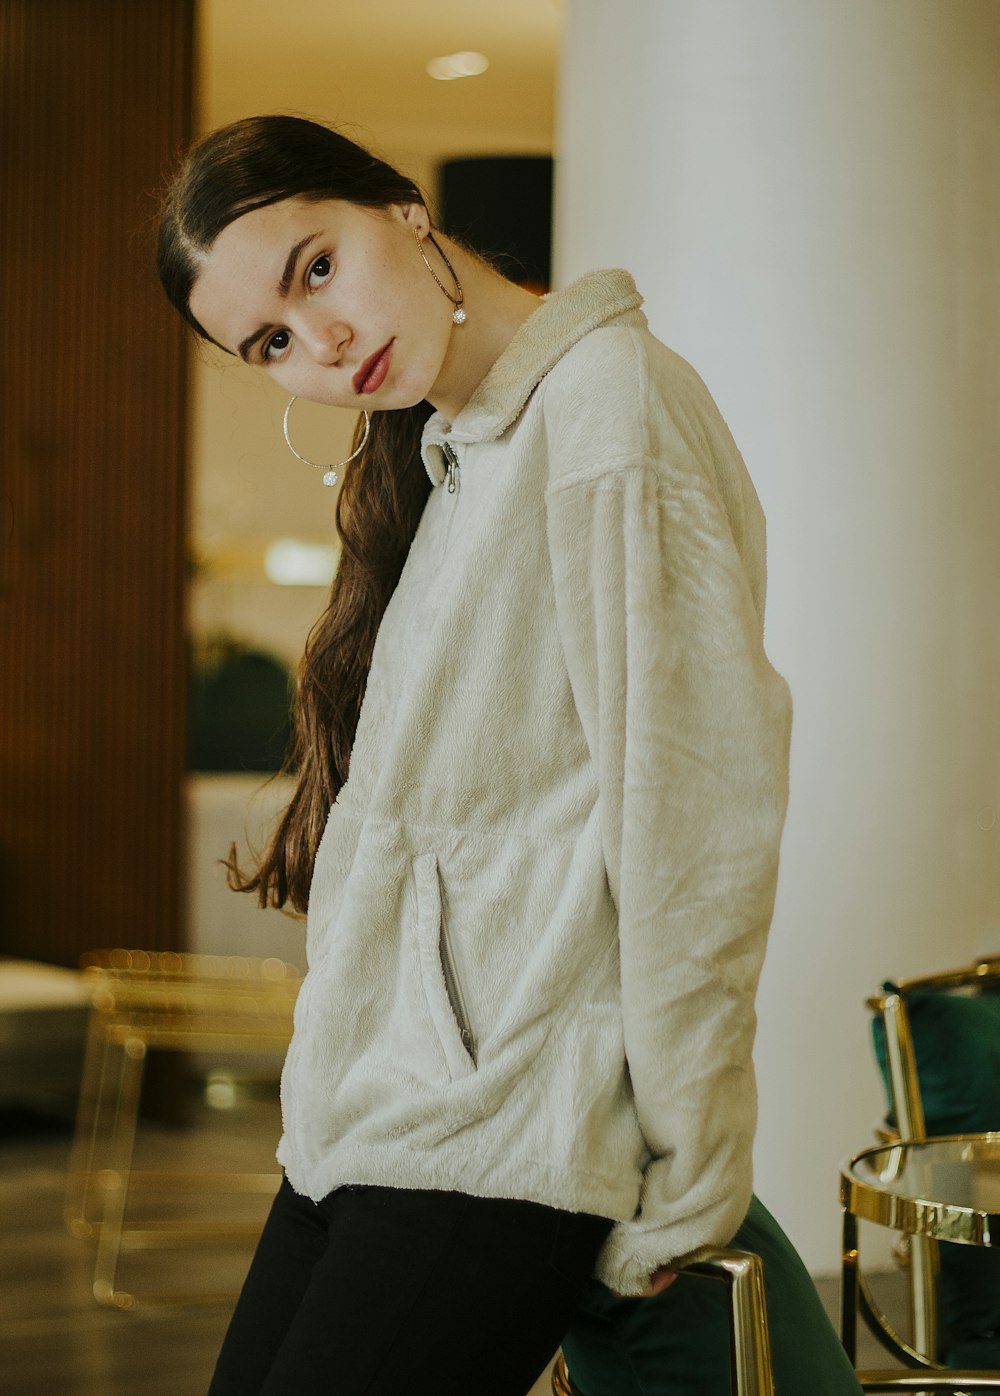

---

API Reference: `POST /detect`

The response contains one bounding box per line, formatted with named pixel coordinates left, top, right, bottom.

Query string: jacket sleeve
left=545, top=450, right=792, bottom=1297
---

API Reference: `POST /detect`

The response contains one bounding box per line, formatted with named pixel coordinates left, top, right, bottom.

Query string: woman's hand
left=642, top=1267, right=678, bottom=1297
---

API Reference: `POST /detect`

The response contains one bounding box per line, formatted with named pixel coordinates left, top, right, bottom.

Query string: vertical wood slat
left=0, top=0, right=194, bottom=966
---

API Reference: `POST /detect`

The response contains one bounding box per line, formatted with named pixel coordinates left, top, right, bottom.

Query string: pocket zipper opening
left=439, top=907, right=476, bottom=1064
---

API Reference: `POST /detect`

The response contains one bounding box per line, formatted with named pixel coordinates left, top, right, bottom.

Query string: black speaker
left=439, top=155, right=554, bottom=289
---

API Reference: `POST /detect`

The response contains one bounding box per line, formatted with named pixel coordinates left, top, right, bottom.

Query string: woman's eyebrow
left=237, top=231, right=320, bottom=363
left=278, top=232, right=320, bottom=296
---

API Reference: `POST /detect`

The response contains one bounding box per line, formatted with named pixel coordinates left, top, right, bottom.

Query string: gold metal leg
left=908, top=1235, right=940, bottom=1364
left=842, top=1207, right=860, bottom=1364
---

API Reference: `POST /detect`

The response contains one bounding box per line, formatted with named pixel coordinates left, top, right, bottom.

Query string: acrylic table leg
left=92, top=1034, right=147, bottom=1308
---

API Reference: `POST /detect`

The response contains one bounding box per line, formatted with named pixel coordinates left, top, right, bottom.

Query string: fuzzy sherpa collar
left=420, top=269, right=645, bottom=485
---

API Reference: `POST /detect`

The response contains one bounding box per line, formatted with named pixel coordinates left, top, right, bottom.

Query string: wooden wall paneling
left=0, top=0, right=195, bottom=965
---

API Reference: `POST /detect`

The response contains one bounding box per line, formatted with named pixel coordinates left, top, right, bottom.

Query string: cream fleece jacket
left=276, top=270, right=792, bottom=1296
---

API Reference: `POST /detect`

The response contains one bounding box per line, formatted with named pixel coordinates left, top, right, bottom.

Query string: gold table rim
left=839, top=1132, right=1000, bottom=1246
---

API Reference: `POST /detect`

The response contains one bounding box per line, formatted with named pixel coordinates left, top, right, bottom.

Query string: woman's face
left=188, top=196, right=457, bottom=412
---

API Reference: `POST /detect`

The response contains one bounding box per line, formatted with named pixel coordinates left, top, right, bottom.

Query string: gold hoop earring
left=417, top=230, right=466, bottom=325
left=282, top=398, right=371, bottom=488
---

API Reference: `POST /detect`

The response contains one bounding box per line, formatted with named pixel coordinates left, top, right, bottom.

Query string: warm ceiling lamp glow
left=264, top=538, right=338, bottom=587
left=426, top=51, right=489, bottom=82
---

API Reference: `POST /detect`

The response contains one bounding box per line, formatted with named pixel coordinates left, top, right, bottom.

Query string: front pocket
left=412, top=853, right=477, bottom=1081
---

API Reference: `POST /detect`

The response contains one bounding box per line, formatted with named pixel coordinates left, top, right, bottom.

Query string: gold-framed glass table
left=840, top=1133, right=1000, bottom=1392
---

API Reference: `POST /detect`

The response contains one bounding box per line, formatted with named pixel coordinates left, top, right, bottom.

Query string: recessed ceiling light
left=426, top=51, right=489, bottom=82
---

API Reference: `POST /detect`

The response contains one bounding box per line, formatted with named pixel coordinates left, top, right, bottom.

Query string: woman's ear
left=396, top=202, right=430, bottom=238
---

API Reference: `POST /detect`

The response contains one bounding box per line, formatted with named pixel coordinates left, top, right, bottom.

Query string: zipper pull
left=442, top=441, right=460, bottom=495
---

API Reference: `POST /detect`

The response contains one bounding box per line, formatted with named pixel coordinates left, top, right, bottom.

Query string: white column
left=556, top=0, right=1000, bottom=1271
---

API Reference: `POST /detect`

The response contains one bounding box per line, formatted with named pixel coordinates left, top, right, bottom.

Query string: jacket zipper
left=439, top=905, right=476, bottom=1063
left=442, top=440, right=460, bottom=495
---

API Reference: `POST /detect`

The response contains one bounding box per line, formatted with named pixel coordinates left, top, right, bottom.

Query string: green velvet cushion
left=562, top=1194, right=863, bottom=1395
left=870, top=982, right=1000, bottom=1366
left=871, top=982, right=1000, bottom=1135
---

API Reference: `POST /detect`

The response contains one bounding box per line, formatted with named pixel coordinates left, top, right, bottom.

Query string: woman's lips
left=353, top=340, right=394, bottom=395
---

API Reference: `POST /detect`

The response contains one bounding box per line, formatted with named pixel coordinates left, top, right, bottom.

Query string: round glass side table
left=840, top=1133, right=1000, bottom=1392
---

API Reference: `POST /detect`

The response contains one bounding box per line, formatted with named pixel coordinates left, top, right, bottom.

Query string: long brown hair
left=158, top=116, right=434, bottom=911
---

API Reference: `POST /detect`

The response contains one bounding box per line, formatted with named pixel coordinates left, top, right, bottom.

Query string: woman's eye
left=263, top=329, right=291, bottom=361
left=307, top=255, right=332, bottom=289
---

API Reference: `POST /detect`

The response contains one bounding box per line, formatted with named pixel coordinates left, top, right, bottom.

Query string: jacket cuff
left=593, top=1218, right=681, bottom=1296
left=594, top=1176, right=754, bottom=1296
left=594, top=1222, right=678, bottom=1295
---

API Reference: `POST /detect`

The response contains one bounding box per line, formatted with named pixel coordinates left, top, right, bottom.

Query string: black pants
left=207, top=1177, right=613, bottom=1396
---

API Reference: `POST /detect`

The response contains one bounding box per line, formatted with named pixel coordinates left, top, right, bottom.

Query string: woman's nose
left=300, top=315, right=351, bottom=366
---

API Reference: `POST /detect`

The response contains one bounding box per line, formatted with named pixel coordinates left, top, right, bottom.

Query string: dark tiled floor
left=2, top=1088, right=279, bottom=1396
left=0, top=1089, right=907, bottom=1395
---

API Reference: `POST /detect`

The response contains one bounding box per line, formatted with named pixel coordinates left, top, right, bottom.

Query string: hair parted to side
left=158, top=115, right=435, bottom=911
left=157, top=113, right=424, bottom=338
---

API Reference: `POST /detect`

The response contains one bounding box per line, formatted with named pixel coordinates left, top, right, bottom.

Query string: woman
left=158, top=114, right=793, bottom=1395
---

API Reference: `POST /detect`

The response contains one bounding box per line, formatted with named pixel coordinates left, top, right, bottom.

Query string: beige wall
left=556, top=0, right=1000, bottom=1271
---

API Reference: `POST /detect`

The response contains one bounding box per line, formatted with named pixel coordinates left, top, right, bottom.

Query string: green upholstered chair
left=558, top=1193, right=863, bottom=1395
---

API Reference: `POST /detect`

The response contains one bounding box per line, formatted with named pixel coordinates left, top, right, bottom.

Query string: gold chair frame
left=65, top=949, right=300, bottom=1308
left=847, top=958, right=1000, bottom=1391
left=551, top=1245, right=775, bottom=1396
